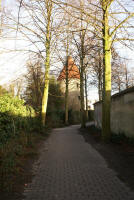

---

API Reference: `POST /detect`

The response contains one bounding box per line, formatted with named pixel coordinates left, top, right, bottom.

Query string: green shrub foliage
left=0, top=94, right=47, bottom=192
left=0, top=94, right=35, bottom=145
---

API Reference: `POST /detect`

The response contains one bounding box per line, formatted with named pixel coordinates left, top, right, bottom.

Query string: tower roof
left=58, top=57, right=80, bottom=80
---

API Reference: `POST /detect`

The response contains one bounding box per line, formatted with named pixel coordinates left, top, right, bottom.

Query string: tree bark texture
left=42, top=1, right=52, bottom=126
left=102, top=1, right=112, bottom=141
left=65, top=57, right=69, bottom=125
left=85, top=73, right=88, bottom=121
left=80, top=58, right=85, bottom=128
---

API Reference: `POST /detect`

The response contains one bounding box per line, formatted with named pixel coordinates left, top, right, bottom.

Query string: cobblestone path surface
left=23, top=125, right=134, bottom=200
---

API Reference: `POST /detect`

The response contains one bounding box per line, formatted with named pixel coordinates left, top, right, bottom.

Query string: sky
left=0, top=0, right=27, bottom=83
left=0, top=0, right=134, bottom=102
left=3, top=0, right=16, bottom=8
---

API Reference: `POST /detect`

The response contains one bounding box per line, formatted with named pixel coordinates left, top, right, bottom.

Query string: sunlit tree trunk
left=102, top=1, right=112, bottom=141
left=42, top=1, right=53, bottom=126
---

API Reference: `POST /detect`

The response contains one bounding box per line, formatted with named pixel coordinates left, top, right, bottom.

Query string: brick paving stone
left=22, top=125, right=134, bottom=200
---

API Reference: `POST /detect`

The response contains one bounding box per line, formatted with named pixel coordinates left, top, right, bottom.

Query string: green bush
left=0, top=94, right=35, bottom=117
left=0, top=94, right=35, bottom=145
left=0, top=94, right=46, bottom=192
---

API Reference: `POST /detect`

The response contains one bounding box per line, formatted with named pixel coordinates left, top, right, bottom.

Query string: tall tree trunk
left=98, top=60, right=102, bottom=101
left=102, top=1, right=112, bottom=141
left=42, top=1, right=52, bottom=126
left=65, top=56, right=69, bottom=125
left=80, top=58, right=85, bottom=128
left=98, top=69, right=101, bottom=101
left=80, top=0, right=85, bottom=128
left=98, top=81, right=101, bottom=101
left=85, top=73, right=88, bottom=121
left=118, top=78, right=121, bottom=92
left=125, top=65, right=128, bottom=89
left=65, top=4, right=70, bottom=125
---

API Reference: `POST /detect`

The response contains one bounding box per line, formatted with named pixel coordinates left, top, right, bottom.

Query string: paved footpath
left=23, top=125, right=134, bottom=200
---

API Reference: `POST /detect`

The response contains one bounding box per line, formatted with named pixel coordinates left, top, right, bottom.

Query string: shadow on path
left=22, top=125, right=134, bottom=200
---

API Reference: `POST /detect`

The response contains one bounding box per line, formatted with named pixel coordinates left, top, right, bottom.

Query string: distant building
left=57, top=56, right=80, bottom=111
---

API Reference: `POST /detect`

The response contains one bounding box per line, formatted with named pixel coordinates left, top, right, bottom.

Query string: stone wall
left=94, top=87, right=134, bottom=138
